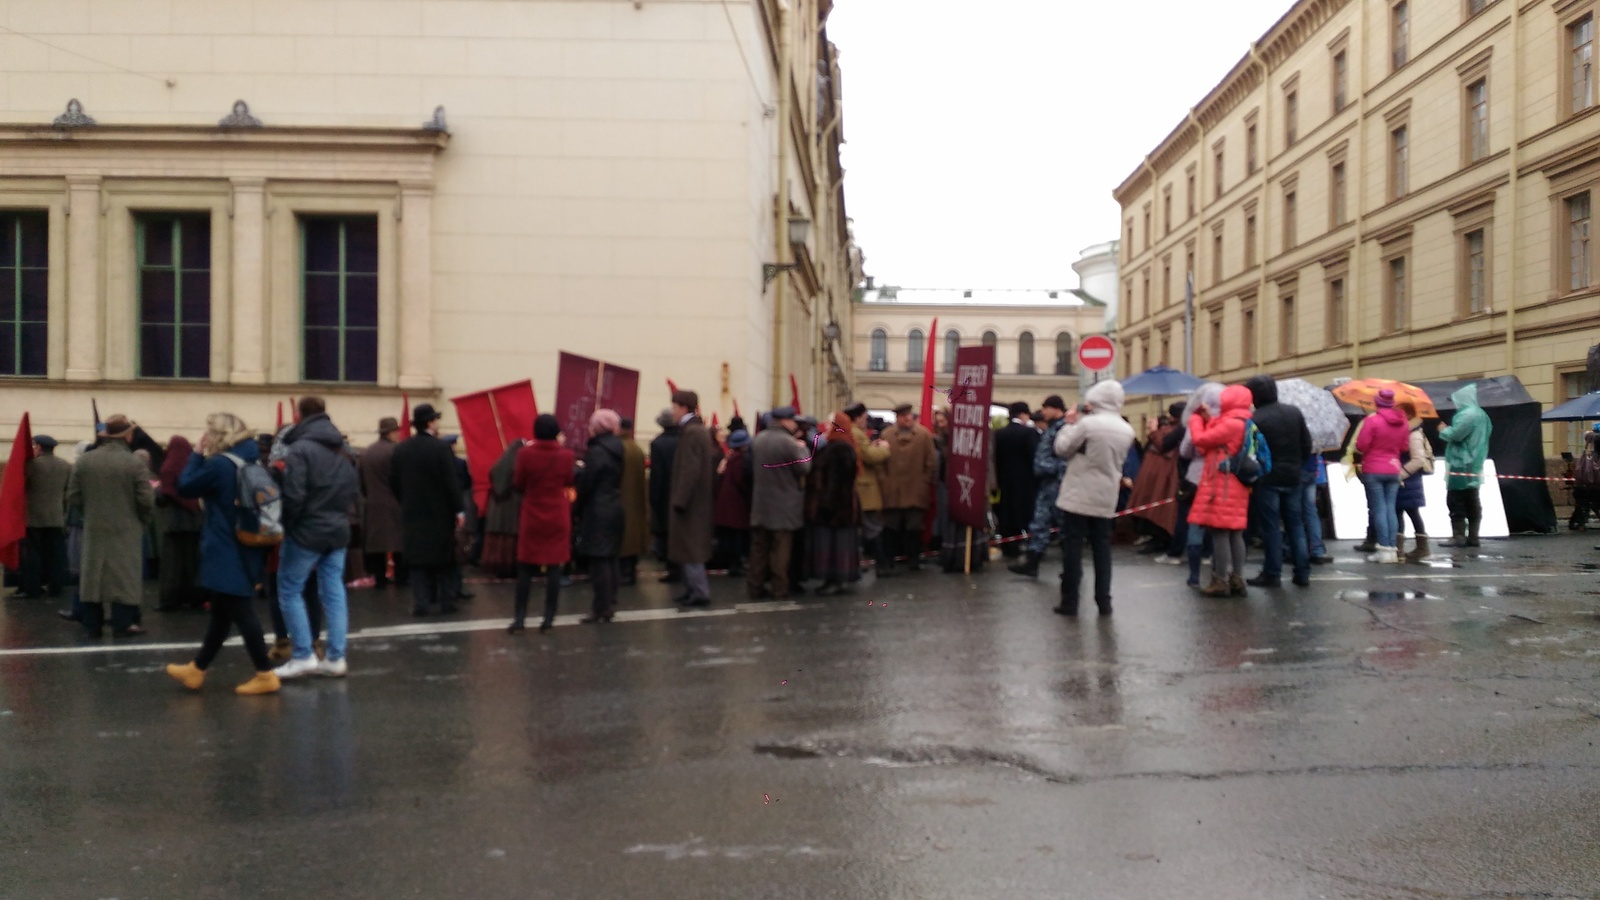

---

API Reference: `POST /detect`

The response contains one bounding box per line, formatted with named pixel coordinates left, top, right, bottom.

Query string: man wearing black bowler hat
left=389, top=404, right=464, bottom=616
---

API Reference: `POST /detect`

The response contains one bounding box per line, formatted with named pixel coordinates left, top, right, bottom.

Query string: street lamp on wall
left=763, top=215, right=813, bottom=289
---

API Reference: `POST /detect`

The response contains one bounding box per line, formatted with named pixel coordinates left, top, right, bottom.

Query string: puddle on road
left=1337, top=590, right=1441, bottom=603
left=1457, top=584, right=1543, bottom=598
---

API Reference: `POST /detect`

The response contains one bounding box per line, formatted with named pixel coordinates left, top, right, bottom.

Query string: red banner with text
left=555, top=352, right=641, bottom=452
left=944, top=345, right=994, bottom=530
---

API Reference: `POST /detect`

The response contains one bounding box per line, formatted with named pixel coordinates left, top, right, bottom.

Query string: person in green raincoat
left=1438, top=383, right=1491, bottom=547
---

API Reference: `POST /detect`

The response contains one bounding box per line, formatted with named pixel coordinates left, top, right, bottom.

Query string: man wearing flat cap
left=748, top=406, right=809, bottom=599
left=15, top=435, right=72, bottom=599
left=878, top=403, right=936, bottom=573
left=844, top=402, right=892, bottom=574
left=67, top=415, right=155, bottom=637
left=360, top=416, right=406, bottom=587
left=389, top=404, right=464, bottom=616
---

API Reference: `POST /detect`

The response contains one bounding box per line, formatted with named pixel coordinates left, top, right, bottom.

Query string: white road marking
left=0, top=601, right=816, bottom=658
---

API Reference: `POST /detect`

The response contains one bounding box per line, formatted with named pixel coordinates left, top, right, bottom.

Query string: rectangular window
left=1246, top=124, right=1258, bottom=175
left=1574, top=16, right=1595, bottom=115
left=1214, top=146, right=1225, bottom=199
left=1392, top=1, right=1409, bottom=71
left=1241, top=307, right=1256, bottom=366
left=1386, top=256, right=1408, bottom=332
left=1285, top=90, right=1299, bottom=147
left=1283, top=190, right=1298, bottom=250
left=1143, top=204, right=1152, bottom=249
left=1464, top=228, right=1488, bottom=314
left=137, top=214, right=211, bottom=380
left=1331, top=161, right=1348, bottom=225
left=1126, top=220, right=1134, bottom=257
left=1185, top=244, right=1196, bottom=288
left=1280, top=294, right=1296, bottom=358
left=1245, top=214, right=1258, bottom=268
left=1160, top=329, right=1170, bottom=366
left=1332, top=50, right=1348, bottom=112
left=1186, top=169, right=1197, bottom=217
left=1209, top=316, right=1222, bottom=374
left=1466, top=79, right=1489, bottom=163
left=0, top=212, right=48, bottom=377
left=1141, top=269, right=1151, bottom=319
left=1126, top=283, right=1135, bottom=321
left=302, top=216, right=379, bottom=384
left=1162, top=256, right=1172, bottom=307
left=1569, top=192, right=1592, bottom=292
left=1328, top=277, right=1346, bottom=344
left=1163, top=186, right=1172, bottom=235
left=1466, top=0, right=1487, bottom=16
left=1391, top=126, right=1409, bottom=199
left=1212, top=227, right=1224, bottom=283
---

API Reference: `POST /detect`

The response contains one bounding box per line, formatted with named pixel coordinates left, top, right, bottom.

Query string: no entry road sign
left=1078, top=335, right=1115, bottom=372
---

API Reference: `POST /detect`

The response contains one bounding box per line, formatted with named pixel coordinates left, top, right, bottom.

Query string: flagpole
left=1184, top=271, right=1195, bottom=376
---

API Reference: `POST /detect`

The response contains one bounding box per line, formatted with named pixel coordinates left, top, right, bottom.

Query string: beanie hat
left=1375, top=388, right=1396, bottom=409
left=534, top=414, right=562, bottom=441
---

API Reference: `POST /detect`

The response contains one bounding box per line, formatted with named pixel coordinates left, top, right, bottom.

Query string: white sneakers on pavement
left=274, top=656, right=320, bottom=680
left=318, top=658, right=348, bottom=678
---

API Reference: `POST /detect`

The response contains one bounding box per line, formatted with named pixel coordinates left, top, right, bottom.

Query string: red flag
left=789, top=374, right=802, bottom=416
left=452, top=380, right=540, bottom=513
left=558, top=353, right=640, bottom=452
left=401, top=392, right=410, bottom=431
left=0, top=413, right=33, bottom=570
left=711, top=412, right=720, bottom=429
left=732, top=399, right=741, bottom=420
left=920, top=316, right=939, bottom=548
left=276, top=402, right=284, bottom=432
left=667, top=378, right=679, bottom=394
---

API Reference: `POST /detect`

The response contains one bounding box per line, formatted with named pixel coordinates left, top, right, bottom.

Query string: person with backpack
left=1354, top=389, right=1411, bottom=563
left=1188, top=384, right=1255, bottom=597
left=1244, top=375, right=1313, bottom=588
left=164, top=413, right=279, bottom=695
left=272, top=397, right=361, bottom=680
left=1394, top=401, right=1435, bottom=562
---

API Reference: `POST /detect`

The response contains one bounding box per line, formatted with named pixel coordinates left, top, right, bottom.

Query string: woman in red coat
left=1188, top=384, right=1254, bottom=598
left=510, top=414, right=575, bottom=634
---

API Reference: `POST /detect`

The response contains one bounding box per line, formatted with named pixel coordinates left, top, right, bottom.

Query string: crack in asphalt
left=1264, top=852, right=1576, bottom=899
left=752, top=739, right=1599, bottom=787
left=1333, top=593, right=1467, bottom=648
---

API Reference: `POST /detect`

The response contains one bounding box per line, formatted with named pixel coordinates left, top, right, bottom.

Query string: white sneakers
left=274, top=655, right=347, bottom=680
left=1365, top=546, right=1399, bottom=563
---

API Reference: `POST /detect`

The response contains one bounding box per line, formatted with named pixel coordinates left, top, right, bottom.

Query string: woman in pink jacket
left=1354, top=389, right=1411, bottom=563
left=1188, top=384, right=1254, bottom=597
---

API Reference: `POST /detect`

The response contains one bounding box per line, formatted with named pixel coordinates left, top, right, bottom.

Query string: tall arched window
left=981, top=331, right=999, bottom=374
left=869, top=328, right=887, bottom=371
left=1017, top=331, right=1035, bottom=375
left=943, top=330, right=959, bottom=373
left=1055, top=333, right=1075, bottom=375
left=905, top=328, right=925, bottom=371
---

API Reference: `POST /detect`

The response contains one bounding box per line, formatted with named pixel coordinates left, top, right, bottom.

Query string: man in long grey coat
left=667, top=389, right=716, bottom=608
left=360, top=417, right=405, bottom=586
left=748, top=407, right=810, bottom=599
left=66, top=415, right=155, bottom=638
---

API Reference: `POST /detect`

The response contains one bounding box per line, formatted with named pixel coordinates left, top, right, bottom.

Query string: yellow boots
left=165, top=662, right=280, bottom=695
left=234, top=672, right=281, bottom=695
left=165, top=662, right=205, bottom=690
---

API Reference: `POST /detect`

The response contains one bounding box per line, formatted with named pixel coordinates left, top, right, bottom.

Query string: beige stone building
left=0, top=0, right=859, bottom=449
left=851, top=285, right=1108, bottom=412
left=1113, top=0, right=1600, bottom=455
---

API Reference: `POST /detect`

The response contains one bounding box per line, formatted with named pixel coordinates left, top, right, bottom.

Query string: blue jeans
left=1254, top=483, right=1309, bottom=580
left=1362, top=474, right=1401, bottom=549
left=1301, top=479, right=1326, bottom=557
left=277, top=539, right=349, bottom=662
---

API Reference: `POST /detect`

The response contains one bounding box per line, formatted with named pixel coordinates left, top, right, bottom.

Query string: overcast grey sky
left=827, top=0, right=1294, bottom=292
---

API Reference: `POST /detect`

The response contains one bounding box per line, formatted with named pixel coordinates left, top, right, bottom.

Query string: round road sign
left=1078, top=335, right=1116, bottom=372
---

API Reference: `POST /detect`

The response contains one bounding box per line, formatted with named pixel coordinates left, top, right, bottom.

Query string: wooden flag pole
left=963, top=527, right=972, bottom=575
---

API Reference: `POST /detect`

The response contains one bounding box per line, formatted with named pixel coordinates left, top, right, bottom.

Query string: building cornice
left=0, top=124, right=450, bottom=154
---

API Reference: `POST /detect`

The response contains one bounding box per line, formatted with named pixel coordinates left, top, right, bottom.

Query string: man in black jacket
left=649, top=408, right=682, bottom=583
left=1244, top=375, right=1314, bottom=588
left=993, top=401, right=1041, bottom=558
left=274, top=397, right=361, bottom=679
left=391, top=404, right=465, bottom=617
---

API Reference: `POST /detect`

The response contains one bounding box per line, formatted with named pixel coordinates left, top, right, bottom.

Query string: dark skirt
left=158, top=531, right=201, bottom=608
left=480, top=532, right=519, bottom=578
left=806, top=526, right=860, bottom=584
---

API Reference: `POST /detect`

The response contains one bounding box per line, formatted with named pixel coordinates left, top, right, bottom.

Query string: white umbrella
left=1278, top=378, right=1350, bottom=450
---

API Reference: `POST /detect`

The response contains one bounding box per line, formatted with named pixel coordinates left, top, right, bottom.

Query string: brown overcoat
left=667, top=417, right=716, bottom=564
left=359, top=438, right=404, bottom=553
left=878, top=423, right=937, bottom=510
left=66, top=441, right=155, bottom=605
left=619, top=436, right=650, bottom=557
left=851, top=425, right=890, bottom=512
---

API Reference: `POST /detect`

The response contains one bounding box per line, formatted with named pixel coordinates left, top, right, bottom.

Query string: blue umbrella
left=1542, top=391, right=1600, bottom=421
left=1119, top=365, right=1206, bottom=397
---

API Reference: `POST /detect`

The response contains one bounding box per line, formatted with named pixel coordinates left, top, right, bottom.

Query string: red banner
left=944, top=346, right=994, bottom=530
left=0, top=413, right=33, bottom=570
left=555, top=352, right=640, bottom=452
left=451, top=381, right=539, bottom=513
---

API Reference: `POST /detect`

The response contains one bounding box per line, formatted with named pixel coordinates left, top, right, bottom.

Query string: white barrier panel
left=1324, top=460, right=1508, bottom=539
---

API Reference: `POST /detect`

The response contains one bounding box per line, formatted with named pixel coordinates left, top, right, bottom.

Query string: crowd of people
left=5, top=373, right=1570, bottom=696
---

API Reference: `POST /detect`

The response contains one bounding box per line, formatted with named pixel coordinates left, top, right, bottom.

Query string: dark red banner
left=555, top=352, right=640, bottom=452
left=451, top=380, right=539, bottom=513
left=944, top=345, right=994, bottom=530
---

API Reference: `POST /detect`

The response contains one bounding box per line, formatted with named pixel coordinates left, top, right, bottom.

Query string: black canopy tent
left=1417, top=376, right=1556, bottom=534
left=1331, top=376, right=1556, bottom=534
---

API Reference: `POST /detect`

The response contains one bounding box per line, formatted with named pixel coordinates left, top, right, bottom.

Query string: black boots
left=1008, top=551, right=1042, bottom=577
left=1441, top=518, right=1481, bottom=548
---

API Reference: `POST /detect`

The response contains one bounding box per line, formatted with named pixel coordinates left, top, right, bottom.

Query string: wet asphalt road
left=2, top=537, right=1599, bottom=899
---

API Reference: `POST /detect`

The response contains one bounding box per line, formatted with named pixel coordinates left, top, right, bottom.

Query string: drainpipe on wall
left=1249, top=41, right=1271, bottom=375
left=1504, top=0, right=1523, bottom=377
left=771, top=0, right=791, bottom=407
left=1187, top=108, right=1204, bottom=378
left=1351, top=0, right=1370, bottom=378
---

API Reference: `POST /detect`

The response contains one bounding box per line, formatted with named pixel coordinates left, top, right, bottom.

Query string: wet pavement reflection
left=2, top=536, right=1599, bottom=897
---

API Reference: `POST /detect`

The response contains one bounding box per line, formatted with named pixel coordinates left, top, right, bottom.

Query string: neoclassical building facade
left=1112, top=0, right=1600, bottom=455
left=0, top=0, right=859, bottom=446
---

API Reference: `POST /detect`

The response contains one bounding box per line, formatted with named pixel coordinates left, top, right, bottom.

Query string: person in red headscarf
left=803, top=412, right=861, bottom=596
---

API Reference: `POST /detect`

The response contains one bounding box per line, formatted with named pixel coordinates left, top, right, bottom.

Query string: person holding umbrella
left=1354, top=389, right=1411, bottom=563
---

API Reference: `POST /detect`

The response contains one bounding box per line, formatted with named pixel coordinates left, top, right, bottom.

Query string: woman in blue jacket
left=165, top=413, right=280, bottom=696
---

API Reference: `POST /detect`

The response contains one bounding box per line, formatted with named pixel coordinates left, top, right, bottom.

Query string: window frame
left=1324, top=258, right=1349, bottom=346
left=1565, top=10, right=1595, bottom=119
left=1185, top=164, right=1198, bottom=219
left=1382, top=238, right=1412, bottom=334
left=1162, top=254, right=1172, bottom=308
left=1211, top=221, right=1225, bottom=285
left=300, top=215, right=381, bottom=385
left=1452, top=199, right=1494, bottom=318
left=1054, top=332, right=1075, bottom=376
left=1245, top=111, right=1260, bottom=176
left=1555, top=367, right=1593, bottom=457
left=1386, top=102, right=1412, bottom=201
left=1329, top=30, right=1350, bottom=114
left=135, top=212, right=213, bottom=381
left=1279, top=291, right=1296, bottom=359
left=1563, top=190, right=1592, bottom=296
left=1282, top=75, right=1300, bottom=148
left=1208, top=310, right=1223, bottom=376
left=1141, top=268, right=1151, bottom=320
left=1017, top=330, right=1035, bottom=375
left=0, top=211, right=50, bottom=378
left=905, top=327, right=924, bottom=372
left=1464, top=0, right=1488, bottom=17
left=1328, top=141, right=1350, bottom=229
left=1162, top=185, right=1173, bottom=236
left=1281, top=174, right=1299, bottom=252
left=1243, top=201, right=1258, bottom=269
left=1213, top=139, right=1226, bottom=201
left=1240, top=294, right=1258, bottom=368
left=1392, top=0, right=1410, bottom=72
left=868, top=327, right=888, bottom=372
left=943, top=329, right=960, bottom=374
